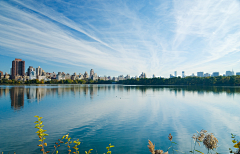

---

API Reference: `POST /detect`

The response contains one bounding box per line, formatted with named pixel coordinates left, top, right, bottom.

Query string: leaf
left=44, top=143, right=47, bottom=146
left=233, top=144, right=239, bottom=148
left=56, top=150, right=58, bottom=154
left=232, top=140, right=237, bottom=143
left=34, top=115, right=39, bottom=118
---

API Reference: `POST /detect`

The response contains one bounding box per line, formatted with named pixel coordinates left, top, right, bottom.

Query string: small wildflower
left=168, top=133, right=173, bottom=141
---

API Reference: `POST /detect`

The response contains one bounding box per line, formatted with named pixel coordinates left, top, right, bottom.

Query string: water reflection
left=0, top=85, right=240, bottom=153
left=0, top=85, right=240, bottom=110
left=10, top=87, right=24, bottom=110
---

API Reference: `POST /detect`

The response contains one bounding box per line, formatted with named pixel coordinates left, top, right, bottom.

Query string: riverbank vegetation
left=119, top=75, right=240, bottom=86
left=0, top=79, right=113, bottom=84
left=1, top=76, right=240, bottom=86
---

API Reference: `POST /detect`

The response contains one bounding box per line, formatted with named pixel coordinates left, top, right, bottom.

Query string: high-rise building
left=36, top=66, right=43, bottom=76
left=197, top=72, right=204, bottom=77
left=226, top=70, right=234, bottom=76
left=174, top=71, right=177, bottom=77
left=212, top=72, right=219, bottom=77
left=236, top=72, right=240, bottom=75
left=182, top=71, right=185, bottom=78
left=90, top=69, right=94, bottom=78
left=11, top=58, right=25, bottom=79
left=139, top=72, right=146, bottom=78
left=153, top=74, right=156, bottom=78
left=84, top=71, right=89, bottom=79
left=27, top=66, right=35, bottom=76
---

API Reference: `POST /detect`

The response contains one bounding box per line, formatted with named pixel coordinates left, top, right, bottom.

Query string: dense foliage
left=1, top=75, right=240, bottom=86
left=119, top=75, right=240, bottom=86
left=0, top=79, right=113, bottom=84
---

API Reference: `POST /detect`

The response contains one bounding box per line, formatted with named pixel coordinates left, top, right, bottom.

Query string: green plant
left=85, top=149, right=93, bottom=154
left=34, top=115, right=49, bottom=154
left=229, top=133, right=240, bottom=154
left=104, top=143, right=114, bottom=154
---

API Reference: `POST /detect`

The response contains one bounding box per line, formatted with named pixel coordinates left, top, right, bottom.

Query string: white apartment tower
left=36, top=66, right=42, bottom=76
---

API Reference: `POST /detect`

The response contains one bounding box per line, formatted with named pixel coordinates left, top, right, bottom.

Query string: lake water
left=0, top=84, right=240, bottom=154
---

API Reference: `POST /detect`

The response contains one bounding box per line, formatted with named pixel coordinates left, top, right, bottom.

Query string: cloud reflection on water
left=0, top=85, right=240, bottom=153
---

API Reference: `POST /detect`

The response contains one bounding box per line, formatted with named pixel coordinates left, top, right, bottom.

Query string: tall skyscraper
left=11, top=58, right=25, bottom=79
left=182, top=71, right=185, bottom=78
left=90, top=69, right=94, bottom=78
left=174, top=71, right=177, bottom=77
left=36, top=66, right=43, bottom=76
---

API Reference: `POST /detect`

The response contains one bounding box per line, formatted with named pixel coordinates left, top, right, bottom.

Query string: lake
left=0, top=84, right=240, bottom=154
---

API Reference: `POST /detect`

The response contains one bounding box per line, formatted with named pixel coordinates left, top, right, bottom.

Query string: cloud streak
left=0, top=0, right=240, bottom=76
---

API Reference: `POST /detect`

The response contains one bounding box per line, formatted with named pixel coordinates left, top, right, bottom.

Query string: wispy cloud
left=0, top=0, right=240, bottom=76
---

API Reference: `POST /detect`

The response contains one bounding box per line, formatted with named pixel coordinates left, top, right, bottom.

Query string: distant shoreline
left=1, top=75, right=240, bottom=86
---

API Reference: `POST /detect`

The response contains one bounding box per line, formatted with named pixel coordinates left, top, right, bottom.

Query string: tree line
left=118, top=75, right=240, bottom=86
left=0, top=79, right=113, bottom=84
left=1, top=75, right=240, bottom=86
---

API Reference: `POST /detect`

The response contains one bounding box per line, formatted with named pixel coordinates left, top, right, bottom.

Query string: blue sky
left=0, top=0, right=240, bottom=78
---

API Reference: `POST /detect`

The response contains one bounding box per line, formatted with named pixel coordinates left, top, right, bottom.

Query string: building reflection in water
left=10, top=87, right=24, bottom=110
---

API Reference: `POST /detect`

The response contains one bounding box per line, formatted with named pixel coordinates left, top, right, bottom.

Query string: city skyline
left=1, top=58, right=240, bottom=80
left=1, top=0, right=240, bottom=77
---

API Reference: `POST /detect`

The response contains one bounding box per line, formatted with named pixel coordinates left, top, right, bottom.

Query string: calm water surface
left=0, top=84, right=240, bottom=154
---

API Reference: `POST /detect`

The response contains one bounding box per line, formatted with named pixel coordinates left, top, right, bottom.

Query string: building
left=226, top=70, right=234, bottom=76
left=83, top=71, right=89, bottom=79
left=11, top=58, right=25, bottom=79
left=36, top=66, right=43, bottom=76
left=182, top=71, right=185, bottom=78
left=212, top=72, right=219, bottom=77
left=191, top=73, right=195, bottom=77
left=139, top=72, right=146, bottom=78
left=112, top=77, right=118, bottom=81
left=0, top=71, right=3, bottom=79
left=174, top=71, right=177, bottom=77
left=29, top=69, right=36, bottom=80
left=118, top=75, right=124, bottom=80
left=153, top=74, right=156, bottom=78
left=125, top=75, right=130, bottom=80
left=197, top=72, right=204, bottom=77
left=236, top=72, right=240, bottom=75
left=79, top=73, right=84, bottom=80
left=204, top=73, right=210, bottom=77
left=90, top=69, right=94, bottom=78
left=91, top=73, right=98, bottom=81
left=170, top=74, right=175, bottom=78
left=27, top=66, right=35, bottom=76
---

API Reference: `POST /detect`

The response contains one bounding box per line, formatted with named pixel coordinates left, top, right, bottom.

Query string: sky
left=0, top=0, right=240, bottom=78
